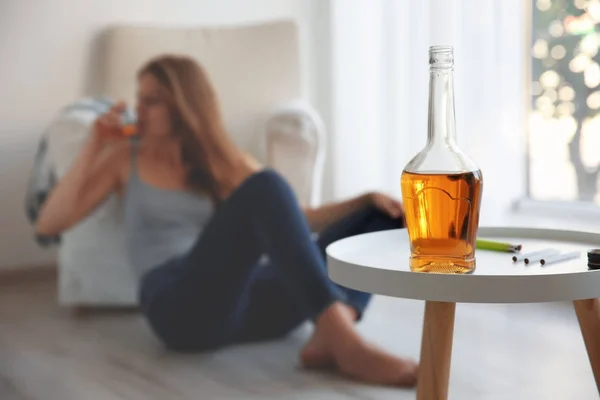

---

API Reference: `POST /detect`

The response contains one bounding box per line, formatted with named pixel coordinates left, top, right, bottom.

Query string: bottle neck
left=427, top=67, right=457, bottom=148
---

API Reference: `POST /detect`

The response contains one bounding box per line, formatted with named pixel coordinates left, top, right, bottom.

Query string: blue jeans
left=139, top=170, right=404, bottom=351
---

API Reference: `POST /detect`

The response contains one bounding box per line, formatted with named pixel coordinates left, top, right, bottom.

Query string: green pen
left=476, top=239, right=522, bottom=253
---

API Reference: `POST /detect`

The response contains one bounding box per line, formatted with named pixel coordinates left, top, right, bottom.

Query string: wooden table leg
left=574, top=299, right=600, bottom=393
left=417, top=301, right=456, bottom=400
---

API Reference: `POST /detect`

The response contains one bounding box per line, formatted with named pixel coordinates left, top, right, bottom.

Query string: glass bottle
left=400, top=45, right=483, bottom=274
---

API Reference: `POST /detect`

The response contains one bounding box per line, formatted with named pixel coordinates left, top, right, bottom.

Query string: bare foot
left=305, top=302, right=418, bottom=387
left=301, top=304, right=357, bottom=369
left=301, top=327, right=418, bottom=386
left=334, top=340, right=418, bottom=387
left=300, top=331, right=335, bottom=369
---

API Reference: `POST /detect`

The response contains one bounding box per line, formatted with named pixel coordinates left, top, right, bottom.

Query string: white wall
left=0, top=0, right=321, bottom=269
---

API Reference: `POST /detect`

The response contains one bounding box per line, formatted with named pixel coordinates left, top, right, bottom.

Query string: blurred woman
left=36, top=55, right=418, bottom=387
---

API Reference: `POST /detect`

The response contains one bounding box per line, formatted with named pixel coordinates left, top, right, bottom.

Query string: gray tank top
left=124, top=140, right=213, bottom=279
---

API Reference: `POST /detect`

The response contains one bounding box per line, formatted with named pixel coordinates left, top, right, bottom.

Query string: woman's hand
left=91, top=101, right=128, bottom=144
left=35, top=102, right=129, bottom=236
left=370, top=192, right=404, bottom=219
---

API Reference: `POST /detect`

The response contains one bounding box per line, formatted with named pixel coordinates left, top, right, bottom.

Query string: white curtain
left=329, top=0, right=527, bottom=225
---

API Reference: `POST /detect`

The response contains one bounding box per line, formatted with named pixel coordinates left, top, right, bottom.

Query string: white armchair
left=49, top=20, right=325, bottom=307
left=264, top=101, right=325, bottom=208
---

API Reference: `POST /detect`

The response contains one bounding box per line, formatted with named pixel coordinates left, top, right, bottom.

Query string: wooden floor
left=0, top=278, right=598, bottom=399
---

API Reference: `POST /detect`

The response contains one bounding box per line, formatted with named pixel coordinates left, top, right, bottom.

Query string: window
left=530, top=0, right=600, bottom=203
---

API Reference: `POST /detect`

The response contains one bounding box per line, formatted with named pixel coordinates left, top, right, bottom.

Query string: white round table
left=326, top=227, right=600, bottom=400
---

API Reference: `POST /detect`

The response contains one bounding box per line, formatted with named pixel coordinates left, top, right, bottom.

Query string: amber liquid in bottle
left=401, top=170, right=483, bottom=273
left=400, top=45, right=483, bottom=274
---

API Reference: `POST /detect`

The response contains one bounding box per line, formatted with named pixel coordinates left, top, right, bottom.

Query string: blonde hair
left=138, top=54, right=240, bottom=202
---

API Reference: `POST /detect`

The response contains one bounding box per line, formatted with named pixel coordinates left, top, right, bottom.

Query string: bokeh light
left=536, top=95, right=553, bottom=110
left=569, top=54, right=591, bottom=73
left=559, top=86, right=575, bottom=101
left=588, top=1, right=600, bottom=22
left=587, top=91, right=600, bottom=109
left=544, top=88, right=558, bottom=102
left=536, top=95, right=556, bottom=118
left=581, top=33, right=599, bottom=57
left=584, top=62, right=600, bottom=88
left=536, top=0, right=552, bottom=12
left=565, top=14, right=596, bottom=34
left=540, top=70, right=561, bottom=88
left=557, top=102, right=576, bottom=116
left=551, top=45, right=566, bottom=59
left=533, top=39, right=549, bottom=58
left=549, top=20, right=564, bottom=37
